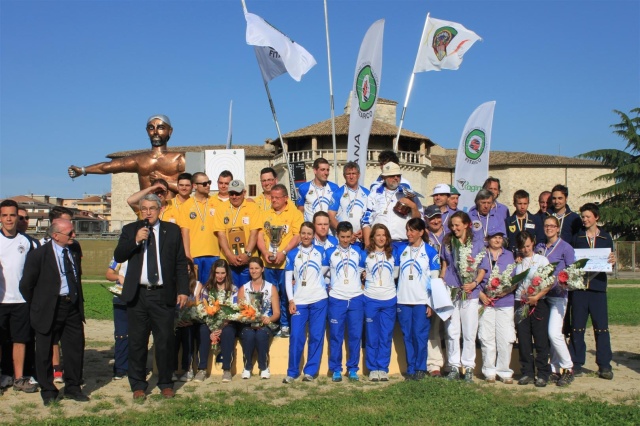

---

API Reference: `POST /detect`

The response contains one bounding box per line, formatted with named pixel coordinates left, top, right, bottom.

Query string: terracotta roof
left=78, top=196, right=105, bottom=203
left=431, top=149, right=607, bottom=169
left=277, top=114, right=432, bottom=143
left=107, top=144, right=271, bottom=159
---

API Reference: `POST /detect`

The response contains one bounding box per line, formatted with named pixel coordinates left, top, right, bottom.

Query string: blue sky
left=1, top=0, right=638, bottom=198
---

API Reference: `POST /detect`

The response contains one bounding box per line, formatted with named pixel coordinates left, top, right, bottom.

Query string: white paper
left=427, top=278, right=454, bottom=321
left=574, top=248, right=612, bottom=273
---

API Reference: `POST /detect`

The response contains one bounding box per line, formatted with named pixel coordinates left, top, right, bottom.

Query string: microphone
left=143, top=219, right=151, bottom=229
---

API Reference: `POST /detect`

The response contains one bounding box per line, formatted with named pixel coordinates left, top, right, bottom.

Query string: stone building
left=108, top=98, right=611, bottom=227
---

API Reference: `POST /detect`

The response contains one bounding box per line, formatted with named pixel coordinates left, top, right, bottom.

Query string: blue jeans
left=113, top=297, right=128, bottom=376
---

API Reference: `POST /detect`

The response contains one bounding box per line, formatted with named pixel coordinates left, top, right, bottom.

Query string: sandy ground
left=0, top=320, right=638, bottom=423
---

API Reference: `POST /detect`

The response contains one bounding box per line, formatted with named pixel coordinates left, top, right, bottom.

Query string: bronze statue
left=68, top=115, right=185, bottom=197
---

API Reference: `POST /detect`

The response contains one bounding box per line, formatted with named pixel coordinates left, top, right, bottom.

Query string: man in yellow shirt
left=253, top=167, right=277, bottom=211
left=179, top=172, right=219, bottom=283
left=162, top=173, right=193, bottom=224
left=256, top=184, right=303, bottom=337
left=213, top=180, right=261, bottom=285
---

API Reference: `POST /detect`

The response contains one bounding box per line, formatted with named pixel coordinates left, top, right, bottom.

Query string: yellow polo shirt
left=178, top=196, right=222, bottom=258
left=162, top=197, right=189, bottom=224
left=212, top=199, right=261, bottom=260
left=259, top=203, right=303, bottom=269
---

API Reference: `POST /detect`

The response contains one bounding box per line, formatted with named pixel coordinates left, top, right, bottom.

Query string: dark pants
left=113, top=299, right=128, bottom=376
left=127, top=288, right=175, bottom=392
left=515, top=299, right=550, bottom=380
left=569, top=290, right=612, bottom=370
left=240, top=325, right=273, bottom=371
left=174, top=326, right=193, bottom=371
left=192, top=323, right=210, bottom=371
left=35, top=297, right=84, bottom=401
left=219, top=323, right=238, bottom=371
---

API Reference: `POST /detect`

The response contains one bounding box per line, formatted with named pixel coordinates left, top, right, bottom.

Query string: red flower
left=531, top=276, right=542, bottom=287
left=527, top=286, right=536, bottom=295
left=467, top=256, right=475, bottom=263
left=466, top=267, right=474, bottom=272
left=490, top=277, right=501, bottom=289
left=558, top=271, right=569, bottom=284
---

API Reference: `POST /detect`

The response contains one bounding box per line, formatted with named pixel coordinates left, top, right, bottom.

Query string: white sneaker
left=260, top=368, right=271, bottom=379
left=179, top=370, right=193, bottom=382
left=241, top=369, right=251, bottom=379
left=172, top=372, right=178, bottom=381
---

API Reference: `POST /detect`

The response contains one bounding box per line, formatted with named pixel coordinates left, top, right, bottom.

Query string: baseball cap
left=380, top=162, right=402, bottom=176
left=229, top=179, right=245, bottom=193
left=449, top=185, right=460, bottom=195
left=486, top=230, right=506, bottom=238
left=147, top=114, right=172, bottom=127
left=431, top=183, right=451, bottom=196
left=424, top=205, right=442, bottom=219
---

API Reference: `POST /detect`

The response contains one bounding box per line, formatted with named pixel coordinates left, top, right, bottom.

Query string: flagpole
left=394, top=12, right=430, bottom=152
left=323, top=0, right=338, bottom=183
left=263, top=81, right=298, bottom=201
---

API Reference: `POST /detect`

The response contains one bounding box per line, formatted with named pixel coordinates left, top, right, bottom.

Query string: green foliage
left=14, top=381, right=640, bottom=425
left=579, top=108, right=640, bottom=240
left=607, top=287, right=639, bottom=326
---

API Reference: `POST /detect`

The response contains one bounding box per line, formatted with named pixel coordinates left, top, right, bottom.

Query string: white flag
left=226, top=100, right=233, bottom=149
left=413, top=14, right=481, bottom=72
left=347, top=20, right=384, bottom=187
left=453, top=101, right=496, bottom=212
left=245, top=12, right=317, bottom=82
left=253, top=46, right=288, bottom=83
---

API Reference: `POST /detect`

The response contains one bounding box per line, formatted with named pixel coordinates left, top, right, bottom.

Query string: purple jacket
left=479, top=249, right=516, bottom=308
left=535, top=238, right=575, bottom=299
left=442, top=237, right=487, bottom=299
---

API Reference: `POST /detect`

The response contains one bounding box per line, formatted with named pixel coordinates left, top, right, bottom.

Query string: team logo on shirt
left=224, top=217, right=229, bottom=224
left=17, top=244, right=27, bottom=254
left=190, top=212, right=197, bottom=219
left=464, top=129, right=486, bottom=162
left=509, top=225, right=516, bottom=233
left=209, top=209, right=215, bottom=216
left=472, top=220, right=482, bottom=231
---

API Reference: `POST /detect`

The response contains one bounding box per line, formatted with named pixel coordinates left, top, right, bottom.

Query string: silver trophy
left=264, top=221, right=285, bottom=262
left=247, top=291, right=264, bottom=328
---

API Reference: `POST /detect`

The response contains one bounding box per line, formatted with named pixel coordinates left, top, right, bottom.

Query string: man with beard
left=67, top=115, right=185, bottom=197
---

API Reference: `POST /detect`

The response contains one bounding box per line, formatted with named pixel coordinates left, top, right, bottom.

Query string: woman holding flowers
left=365, top=224, right=400, bottom=382
left=237, top=257, right=280, bottom=379
left=196, top=259, right=238, bottom=382
left=569, top=203, right=615, bottom=380
left=441, top=211, right=487, bottom=382
left=514, top=230, right=551, bottom=387
left=537, top=216, right=575, bottom=387
left=282, top=222, right=329, bottom=384
left=478, top=230, right=516, bottom=384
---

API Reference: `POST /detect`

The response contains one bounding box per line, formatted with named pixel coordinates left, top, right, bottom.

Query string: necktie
left=63, top=248, right=78, bottom=302
left=147, top=228, right=159, bottom=285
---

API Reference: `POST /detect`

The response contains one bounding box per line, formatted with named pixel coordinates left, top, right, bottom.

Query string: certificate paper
left=574, top=248, right=612, bottom=273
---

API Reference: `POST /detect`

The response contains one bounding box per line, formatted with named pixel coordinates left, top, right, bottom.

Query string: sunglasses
left=194, top=181, right=212, bottom=187
left=229, top=192, right=242, bottom=197
left=19, top=215, right=30, bottom=221
left=55, top=230, right=75, bottom=237
left=154, top=190, right=167, bottom=196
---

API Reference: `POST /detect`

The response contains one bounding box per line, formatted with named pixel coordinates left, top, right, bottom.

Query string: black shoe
left=549, top=373, right=560, bottom=384
left=414, top=371, right=426, bottom=380
left=598, top=369, right=614, bottom=380
left=573, top=367, right=584, bottom=377
left=518, top=375, right=535, bottom=385
left=64, top=391, right=90, bottom=402
left=534, top=378, right=547, bottom=388
left=405, top=373, right=416, bottom=381
left=557, top=370, right=574, bottom=387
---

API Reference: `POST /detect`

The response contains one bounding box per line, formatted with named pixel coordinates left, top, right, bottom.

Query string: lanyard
left=374, top=251, right=386, bottom=286
left=409, top=242, right=423, bottom=276
left=428, top=230, right=443, bottom=256
left=339, top=247, right=351, bottom=283
left=544, top=238, right=561, bottom=258
left=587, top=230, right=599, bottom=249
left=226, top=204, right=243, bottom=226
left=299, top=246, right=313, bottom=283
left=478, top=212, right=490, bottom=237
left=193, top=197, right=208, bottom=230
left=516, top=213, right=528, bottom=232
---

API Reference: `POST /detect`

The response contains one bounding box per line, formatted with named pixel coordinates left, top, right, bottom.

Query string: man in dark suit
left=19, top=219, right=88, bottom=406
left=114, top=194, right=188, bottom=400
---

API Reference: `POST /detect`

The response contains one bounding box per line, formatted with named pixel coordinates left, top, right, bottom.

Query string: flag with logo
left=413, top=14, right=481, bottom=72
left=347, top=19, right=384, bottom=187
left=245, top=12, right=317, bottom=82
left=453, top=101, right=496, bottom=211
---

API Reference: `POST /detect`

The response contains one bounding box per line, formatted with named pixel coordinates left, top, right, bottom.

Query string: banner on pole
left=346, top=19, right=385, bottom=187
left=245, top=12, right=317, bottom=82
left=413, top=15, right=481, bottom=73
left=453, top=101, right=496, bottom=212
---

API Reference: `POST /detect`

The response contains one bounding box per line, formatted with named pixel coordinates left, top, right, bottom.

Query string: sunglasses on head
left=194, top=181, right=212, bottom=187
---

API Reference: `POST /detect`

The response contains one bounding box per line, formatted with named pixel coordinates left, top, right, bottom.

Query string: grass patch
left=19, top=380, right=640, bottom=425
left=87, top=401, right=114, bottom=413
left=609, top=279, right=640, bottom=285
left=83, top=283, right=115, bottom=321
left=76, top=239, right=118, bottom=276
left=607, top=288, right=639, bottom=326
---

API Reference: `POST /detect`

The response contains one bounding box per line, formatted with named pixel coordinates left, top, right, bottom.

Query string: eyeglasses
left=18, top=215, right=29, bottom=221
left=228, top=192, right=242, bottom=197
left=194, top=181, right=212, bottom=187
left=140, top=207, right=159, bottom=213
left=55, top=230, right=75, bottom=237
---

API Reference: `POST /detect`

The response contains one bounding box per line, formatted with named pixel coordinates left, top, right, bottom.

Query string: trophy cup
left=264, top=221, right=285, bottom=262
left=393, top=186, right=424, bottom=216
left=247, top=291, right=264, bottom=328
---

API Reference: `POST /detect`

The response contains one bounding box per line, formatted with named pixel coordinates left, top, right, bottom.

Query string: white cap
left=380, top=162, right=402, bottom=176
left=431, top=183, right=451, bottom=196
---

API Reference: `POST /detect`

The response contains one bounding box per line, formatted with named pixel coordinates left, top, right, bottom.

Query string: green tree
left=579, top=108, right=640, bottom=240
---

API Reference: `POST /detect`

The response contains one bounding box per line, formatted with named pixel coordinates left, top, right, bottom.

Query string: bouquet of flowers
left=175, top=299, right=199, bottom=329
left=516, top=262, right=557, bottom=323
left=196, top=291, right=239, bottom=351
left=557, top=259, right=589, bottom=291
left=452, top=239, right=486, bottom=301
left=479, top=264, right=530, bottom=316
left=225, top=291, right=279, bottom=331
